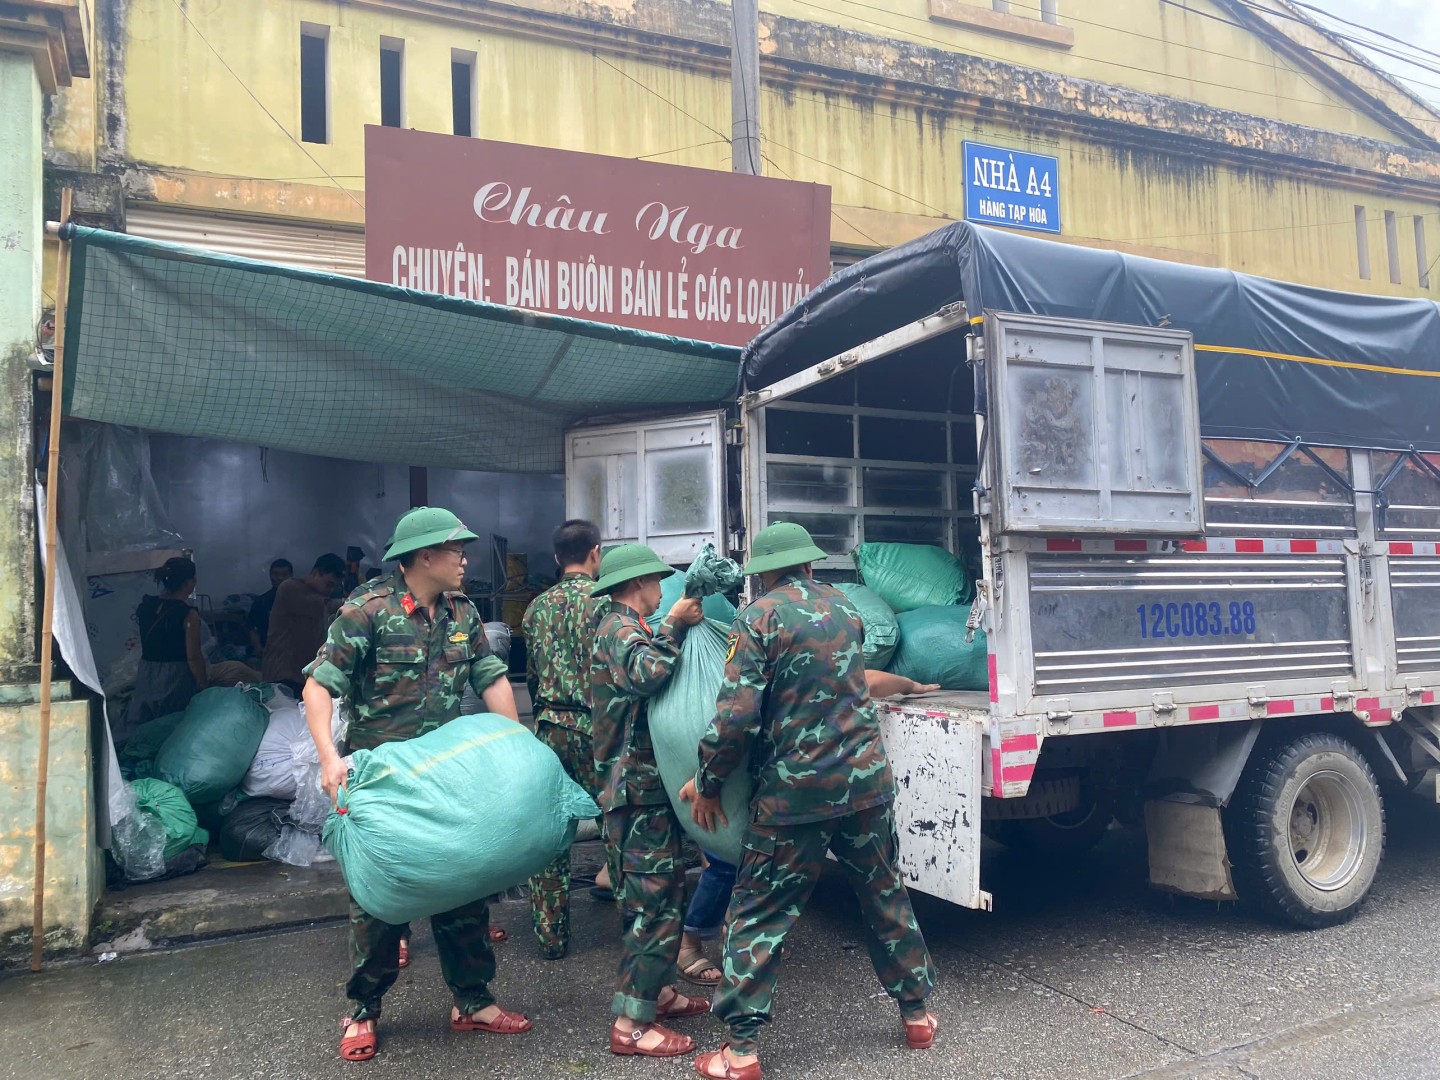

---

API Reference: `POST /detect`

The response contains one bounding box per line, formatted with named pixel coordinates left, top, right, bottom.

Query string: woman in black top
left=121, top=557, right=208, bottom=741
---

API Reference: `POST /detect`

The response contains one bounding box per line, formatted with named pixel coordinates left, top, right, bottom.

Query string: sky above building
left=1306, top=0, right=1440, bottom=107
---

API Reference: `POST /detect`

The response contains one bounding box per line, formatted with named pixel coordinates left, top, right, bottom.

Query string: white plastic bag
left=108, top=784, right=167, bottom=882
left=240, top=696, right=344, bottom=800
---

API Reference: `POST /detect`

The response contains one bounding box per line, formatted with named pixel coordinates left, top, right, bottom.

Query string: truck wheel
left=983, top=796, right=1113, bottom=856
left=1226, top=732, right=1385, bottom=929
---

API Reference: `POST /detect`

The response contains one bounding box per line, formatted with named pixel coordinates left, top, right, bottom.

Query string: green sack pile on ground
left=855, top=542, right=972, bottom=612
left=836, top=583, right=900, bottom=669
left=886, top=604, right=988, bottom=691
left=130, top=777, right=209, bottom=859
left=118, top=710, right=184, bottom=779
left=153, top=687, right=270, bottom=804
left=324, top=713, right=600, bottom=925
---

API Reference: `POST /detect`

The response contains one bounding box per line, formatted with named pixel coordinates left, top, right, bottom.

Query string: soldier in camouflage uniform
left=301, top=506, right=532, bottom=1063
left=521, top=519, right=605, bottom=959
left=588, top=544, right=711, bottom=1059
left=681, top=522, right=938, bottom=1080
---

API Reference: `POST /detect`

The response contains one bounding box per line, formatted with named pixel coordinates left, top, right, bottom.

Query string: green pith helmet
left=742, top=522, right=828, bottom=576
left=382, top=506, right=480, bottom=561
left=593, top=543, right=675, bottom=596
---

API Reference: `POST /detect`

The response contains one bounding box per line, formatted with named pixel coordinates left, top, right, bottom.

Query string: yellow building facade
left=43, top=0, right=1440, bottom=296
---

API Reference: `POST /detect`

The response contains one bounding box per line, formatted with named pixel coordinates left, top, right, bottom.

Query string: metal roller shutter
left=124, top=205, right=365, bottom=277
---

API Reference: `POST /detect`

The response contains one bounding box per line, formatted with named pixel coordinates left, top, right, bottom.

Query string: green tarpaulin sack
left=886, top=605, right=989, bottom=691
left=324, top=713, right=600, bottom=926
left=650, top=544, right=751, bottom=865
left=658, top=554, right=738, bottom=623
left=854, top=543, right=972, bottom=612
left=836, top=583, right=899, bottom=669
left=131, top=777, right=210, bottom=859
left=118, top=710, right=184, bottom=778
left=153, top=687, right=270, bottom=805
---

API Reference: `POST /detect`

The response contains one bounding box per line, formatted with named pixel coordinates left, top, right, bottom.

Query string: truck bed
left=879, top=690, right=990, bottom=718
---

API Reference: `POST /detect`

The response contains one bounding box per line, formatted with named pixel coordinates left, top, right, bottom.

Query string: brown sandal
left=693, top=1048, right=762, bottom=1080
left=397, top=939, right=410, bottom=969
left=488, top=927, right=508, bottom=943
left=677, top=947, right=723, bottom=987
left=339, top=1018, right=377, bottom=1062
left=659, top=986, right=712, bottom=1018
left=451, top=1006, right=532, bottom=1034
left=904, top=1012, right=939, bottom=1049
left=610, top=1022, right=695, bottom=1058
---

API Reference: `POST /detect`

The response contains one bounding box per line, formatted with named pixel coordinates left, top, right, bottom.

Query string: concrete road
left=5, top=787, right=1440, bottom=1080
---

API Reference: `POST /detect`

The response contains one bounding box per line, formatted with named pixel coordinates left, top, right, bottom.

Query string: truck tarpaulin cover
left=742, top=223, right=1440, bottom=452
left=58, top=226, right=740, bottom=473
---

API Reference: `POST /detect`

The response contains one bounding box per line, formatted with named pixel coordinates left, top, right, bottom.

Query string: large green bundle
left=118, top=711, right=184, bottom=779
left=886, top=605, right=989, bottom=691
left=650, top=619, right=750, bottom=865
left=658, top=543, right=739, bottom=623
left=855, top=543, right=972, bottom=612
left=131, top=777, right=209, bottom=859
left=153, top=687, right=270, bottom=804
left=836, top=583, right=899, bottom=669
left=324, top=713, right=600, bottom=925
left=649, top=545, right=750, bottom=864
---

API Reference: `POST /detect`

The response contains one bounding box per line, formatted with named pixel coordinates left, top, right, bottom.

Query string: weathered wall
left=0, top=693, right=96, bottom=965
left=0, top=50, right=40, bottom=682
left=55, top=0, right=1440, bottom=298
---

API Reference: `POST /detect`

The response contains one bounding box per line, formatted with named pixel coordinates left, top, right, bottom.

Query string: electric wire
left=166, top=0, right=364, bottom=210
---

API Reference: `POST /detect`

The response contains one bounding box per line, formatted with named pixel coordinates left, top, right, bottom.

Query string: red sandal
left=693, top=1048, right=762, bottom=1080
left=610, top=1022, right=695, bottom=1058
left=339, top=1018, right=377, bottom=1062
left=451, top=1006, right=532, bottom=1034
left=904, top=1012, right=939, bottom=1049
left=488, top=926, right=508, bottom=943
left=397, top=939, right=410, bottom=969
left=659, top=988, right=713, bottom=1018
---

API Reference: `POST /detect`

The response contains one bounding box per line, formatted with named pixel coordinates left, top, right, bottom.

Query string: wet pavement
left=4, top=787, right=1440, bottom=1080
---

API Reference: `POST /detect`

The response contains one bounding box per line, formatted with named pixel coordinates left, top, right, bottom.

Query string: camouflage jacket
left=697, top=572, right=895, bottom=825
left=589, top=601, right=686, bottom=813
left=305, top=568, right=510, bottom=750
left=522, top=571, right=600, bottom=734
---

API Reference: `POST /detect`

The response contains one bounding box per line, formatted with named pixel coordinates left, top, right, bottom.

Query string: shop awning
left=59, top=226, right=741, bottom=472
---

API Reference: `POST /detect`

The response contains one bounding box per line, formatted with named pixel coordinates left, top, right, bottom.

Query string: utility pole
left=731, top=0, right=761, bottom=175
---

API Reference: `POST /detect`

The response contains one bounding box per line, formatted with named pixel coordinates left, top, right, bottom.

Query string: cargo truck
left=565, top=222, right=1440, bottom=928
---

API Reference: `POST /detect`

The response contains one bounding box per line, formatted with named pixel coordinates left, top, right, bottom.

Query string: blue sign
left=963, top=141, right=1061, bottom=234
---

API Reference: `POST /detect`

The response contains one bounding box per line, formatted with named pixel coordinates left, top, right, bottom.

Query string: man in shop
left=680, top=521, right=939, bottom=1080
left=262, top=553, right=345, bottom=695
left=589, top=544, right=709, bottom=1059
left=301, top=505, right=525, bottom=1063
left=246, top=557, right=292, bottom=656
left=520, top=518, right=605, bottom=960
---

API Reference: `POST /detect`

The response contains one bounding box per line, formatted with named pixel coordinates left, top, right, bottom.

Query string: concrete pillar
left=0, top=47, right=41, bottom=684
left=0, top=9, right=95, bottom=962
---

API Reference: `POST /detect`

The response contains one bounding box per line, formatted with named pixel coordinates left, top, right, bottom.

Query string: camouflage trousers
left=714, top=802, right=936, bottom=1055
left=346, top=893, right=496, bottom=1021
left=527, top=715, right=602, bottom=955
left=603, top=802, right=685, bottom=1021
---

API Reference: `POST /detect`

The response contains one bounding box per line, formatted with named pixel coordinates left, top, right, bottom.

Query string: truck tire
left=1226, top=731, right=1385, bottom=929
left=983, top=795, right=1113, bottom=856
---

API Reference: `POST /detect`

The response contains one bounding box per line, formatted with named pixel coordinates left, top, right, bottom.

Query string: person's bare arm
left=184, top=610, right=209, bottom=690
left=480, top=676, right=520, bottom=723
left=303, top=677, right=349, bottom=804
left=865, top=670, right=940, bottom=699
